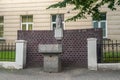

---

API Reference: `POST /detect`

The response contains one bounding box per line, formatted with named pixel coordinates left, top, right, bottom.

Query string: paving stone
left=0, top=68, right=120, bottom=80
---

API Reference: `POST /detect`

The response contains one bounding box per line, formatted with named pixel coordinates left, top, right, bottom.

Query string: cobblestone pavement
left=0, top=67, right=120, bottom=80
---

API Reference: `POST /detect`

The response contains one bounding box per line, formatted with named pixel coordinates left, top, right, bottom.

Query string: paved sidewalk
left=0, top=67, right=120, bottom=80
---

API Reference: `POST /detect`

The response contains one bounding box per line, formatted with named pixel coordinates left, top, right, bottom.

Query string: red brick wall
left=18, top=28, right=102, bottom=67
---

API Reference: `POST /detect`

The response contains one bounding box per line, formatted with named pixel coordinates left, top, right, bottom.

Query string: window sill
left=0, top=38, right=6, bottom=41
left=103, top=38, right=111, bottom=41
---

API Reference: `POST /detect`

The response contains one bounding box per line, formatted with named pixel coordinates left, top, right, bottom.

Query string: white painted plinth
left=87, top=38, right=97, bottom=70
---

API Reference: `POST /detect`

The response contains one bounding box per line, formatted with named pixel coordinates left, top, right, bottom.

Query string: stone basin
left=38, top=44, right=62, bottom=53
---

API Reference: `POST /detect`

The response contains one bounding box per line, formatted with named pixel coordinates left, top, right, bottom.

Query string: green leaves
left=108, top=0, right=116, bottom=10
left=117, top=0, right=120, bottom=5
left=47, top=0, right=119, bottom=21
left=47, top=0, right=70, bottom=9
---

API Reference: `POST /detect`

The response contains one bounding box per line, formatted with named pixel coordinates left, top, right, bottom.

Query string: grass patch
left=102, top=52, right=120, bottom=63
left=0, top=51, right=15, bottom=62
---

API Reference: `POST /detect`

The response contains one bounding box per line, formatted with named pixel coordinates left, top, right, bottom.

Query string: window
left=51, top=14, right=64, bottom=30
left=0, top=16, right=4, bottom=37
left=21, top=15, right=33, bottom=30
left=93, top=13, right=107, bottom=38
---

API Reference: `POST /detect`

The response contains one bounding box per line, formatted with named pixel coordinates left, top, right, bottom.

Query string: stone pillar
left=15, top=40, right=27, bottom=69
left=54, top=28, right=63, bottom=40
left=87, top=38, right=97, bottom=70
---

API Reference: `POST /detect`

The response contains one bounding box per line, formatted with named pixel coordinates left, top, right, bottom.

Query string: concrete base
left=0, top=62, right=23, bottom=69
left=43, top=54, right=61, bottom=72
left=98, top=63, right=120, bottom=70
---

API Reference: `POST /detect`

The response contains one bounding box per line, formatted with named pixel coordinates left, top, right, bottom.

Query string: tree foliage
left=47, top=0, right=120, bottom=21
